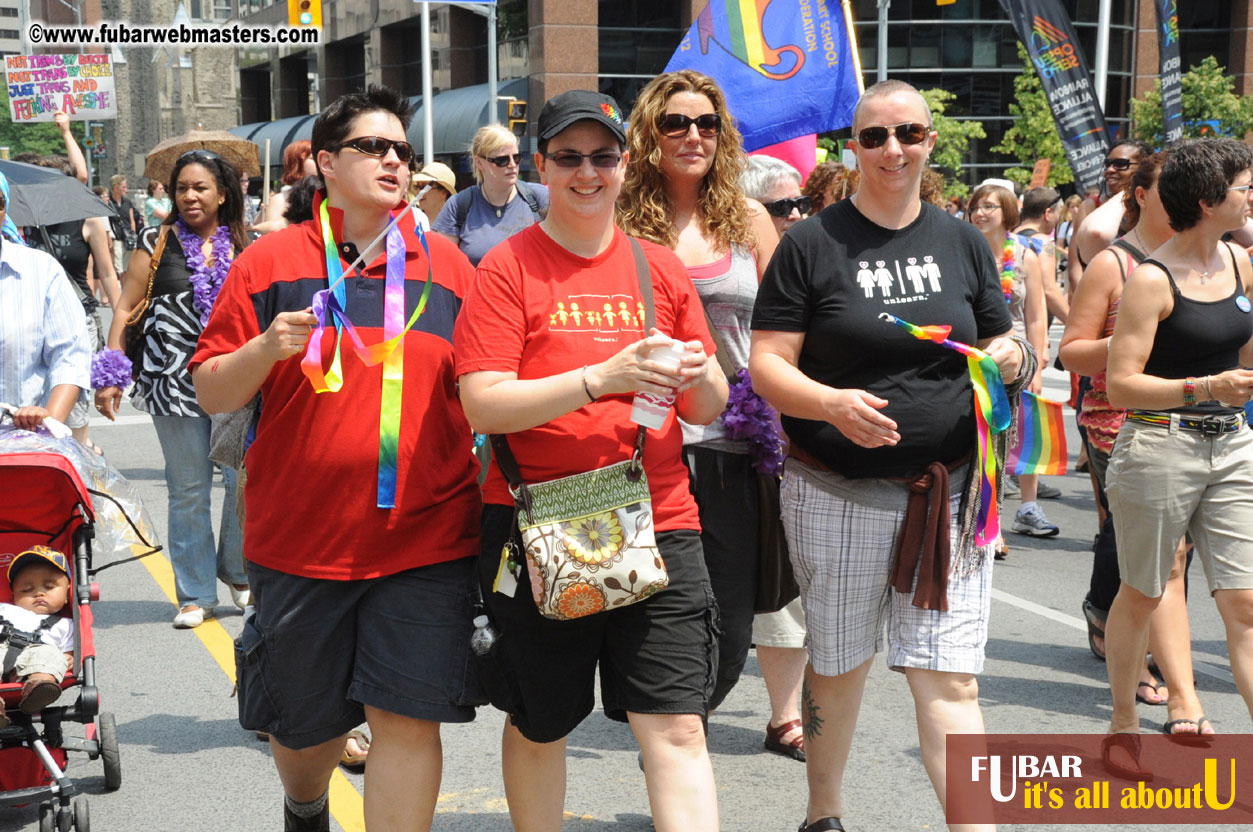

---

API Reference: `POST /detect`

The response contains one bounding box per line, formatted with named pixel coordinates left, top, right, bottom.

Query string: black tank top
left=28, top=221, right=93, bottom=310
left=1142, top=243, right=1252, bottom=415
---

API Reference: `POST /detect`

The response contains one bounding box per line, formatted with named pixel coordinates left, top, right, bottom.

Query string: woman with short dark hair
left=1104, top=138, right=1253, bottom=762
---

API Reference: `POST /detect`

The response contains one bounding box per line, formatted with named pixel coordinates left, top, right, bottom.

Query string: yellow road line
left=138, top=547, right=366, bottom=831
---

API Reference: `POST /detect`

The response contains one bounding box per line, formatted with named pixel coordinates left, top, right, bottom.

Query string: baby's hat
left=7, top=545, right=69, bottom=585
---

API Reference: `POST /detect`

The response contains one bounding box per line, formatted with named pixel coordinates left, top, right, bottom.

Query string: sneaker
left=1002, top=476, right=1021, bottom=499
left=1013, top=504, right=1060, bottom=537
left=1036, top=481, right=1062, bottom=499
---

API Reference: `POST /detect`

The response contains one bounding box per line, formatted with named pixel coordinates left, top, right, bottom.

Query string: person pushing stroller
left=0, top=545, right=74, bottom=724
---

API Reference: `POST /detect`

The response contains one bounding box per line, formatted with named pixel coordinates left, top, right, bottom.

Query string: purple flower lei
left=722, top=368, right=786, bottom=476
left=175, top=218, right=234, bottom=326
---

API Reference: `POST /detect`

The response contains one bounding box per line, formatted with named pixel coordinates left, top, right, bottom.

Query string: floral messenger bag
left=489, top=238, right=669, bottom=621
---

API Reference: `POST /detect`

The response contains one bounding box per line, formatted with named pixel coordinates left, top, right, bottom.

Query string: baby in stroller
left=0, top=545, right=73, bottom=724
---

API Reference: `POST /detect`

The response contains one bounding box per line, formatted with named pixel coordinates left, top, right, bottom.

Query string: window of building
left=0, top=9, right=17, bottom=18
left=598, top=0, right=683, bottom=116
left=0, top=28, right=17, bottom=39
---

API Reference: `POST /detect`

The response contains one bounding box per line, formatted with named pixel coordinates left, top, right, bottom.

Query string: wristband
left=1200, top=375, right=1214, bottom=402
left=1183, top=376, right=1197, bottom=406
left=91, top=349, right=133, bottom=390
left=581, top=365, right=597, bottom=403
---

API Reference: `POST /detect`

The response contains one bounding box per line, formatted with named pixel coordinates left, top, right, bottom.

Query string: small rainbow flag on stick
left=1009, top=392, right=1068, bottom=476
left=879, top=313, right=1012, bottom=545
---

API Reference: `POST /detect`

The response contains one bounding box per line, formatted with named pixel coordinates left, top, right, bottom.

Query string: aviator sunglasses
left=856, top=122, right=929, bottom=150
left=333, top=136, right=415, bottom=165
left=658, top=113, right=722, bottom=138
left=482, top=152, right=522, bottom=167
left=762, top=196, right=812, bottom=218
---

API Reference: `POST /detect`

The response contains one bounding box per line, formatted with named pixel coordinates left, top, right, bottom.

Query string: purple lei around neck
left=175, top=219, right=234, bottom=326
left=722, top=368, right=786, bottom=476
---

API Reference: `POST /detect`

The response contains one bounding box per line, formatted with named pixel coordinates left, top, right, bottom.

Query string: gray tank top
left=681, top=244, right=758, bottom=450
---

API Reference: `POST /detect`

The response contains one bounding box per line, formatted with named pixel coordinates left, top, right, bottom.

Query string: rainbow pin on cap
left=7, top=545, right=69, bottom=584
left=536, top=90, right=626, bottom=145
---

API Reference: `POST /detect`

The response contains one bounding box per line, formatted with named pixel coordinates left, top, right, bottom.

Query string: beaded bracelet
left=90, top=348, right=133, bottom=390
left=1183, top=376, right=1197, bottom=406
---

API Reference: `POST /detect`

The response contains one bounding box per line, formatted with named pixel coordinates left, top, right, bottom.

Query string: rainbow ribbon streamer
left=302, top=200, right=433, bottom=508
left=879, top=313, right=1012, bottom=544
left=1009, top=392, right=1068, bottom=476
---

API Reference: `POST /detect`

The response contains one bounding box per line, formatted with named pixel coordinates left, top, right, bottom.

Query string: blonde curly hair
left=617, top=70, right=755, bottom=253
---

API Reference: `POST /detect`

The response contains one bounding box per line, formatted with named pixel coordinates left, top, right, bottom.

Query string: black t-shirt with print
left=752, top=199, right=1012, bottom=479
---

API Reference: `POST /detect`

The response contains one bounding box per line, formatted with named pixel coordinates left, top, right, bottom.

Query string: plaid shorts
left=779, top=459, right=992, bottom=677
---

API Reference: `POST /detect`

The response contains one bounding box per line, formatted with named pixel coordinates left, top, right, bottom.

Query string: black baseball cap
left=537, top=90, right=626, bottom=144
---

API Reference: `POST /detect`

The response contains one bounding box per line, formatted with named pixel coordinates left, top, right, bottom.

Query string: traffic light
left=507, top=100, right=527, bottom=138
left=288, top=0, right=322, bottom=27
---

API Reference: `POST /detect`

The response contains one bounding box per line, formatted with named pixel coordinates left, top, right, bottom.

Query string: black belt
left=1127, top=411, right=1247, bottom=436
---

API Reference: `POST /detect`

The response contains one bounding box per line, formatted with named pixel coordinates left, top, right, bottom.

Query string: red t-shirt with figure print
left=453, top=224, right=715, bottom=532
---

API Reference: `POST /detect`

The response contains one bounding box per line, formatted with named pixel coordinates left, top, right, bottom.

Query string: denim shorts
left=235, top=557, right=483, bottom=750
left=476, top=504, right=719, bottom=744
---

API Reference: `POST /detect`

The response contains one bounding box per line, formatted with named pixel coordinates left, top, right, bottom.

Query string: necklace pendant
left=496, top=208, right=502, bottom=218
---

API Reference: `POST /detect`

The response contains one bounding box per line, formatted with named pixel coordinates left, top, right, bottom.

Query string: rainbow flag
left=1009, top=392, right=1068, bottom=476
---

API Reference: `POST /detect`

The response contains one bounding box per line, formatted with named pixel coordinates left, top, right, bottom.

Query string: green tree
left=0, top=86, right=73, bottom=159
left=920, top=87, right=985, bottom=199
left=1130, top=55, right=1253, bottom=145
left=990, top=43, right=1074, bottom=188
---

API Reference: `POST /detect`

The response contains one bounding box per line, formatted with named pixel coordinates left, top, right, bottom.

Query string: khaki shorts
left=1106, top=419, right=1253, bottom=598
left=752, top=597, right=806, bottom=649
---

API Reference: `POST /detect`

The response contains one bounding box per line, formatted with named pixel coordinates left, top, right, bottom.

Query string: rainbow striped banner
left=1009, top=392, right=1068, bottom=476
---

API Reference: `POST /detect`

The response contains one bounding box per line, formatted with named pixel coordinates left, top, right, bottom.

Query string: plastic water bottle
left=470, top=615, right=498, bottom=656
left=630, top=338, right=685, bottom=429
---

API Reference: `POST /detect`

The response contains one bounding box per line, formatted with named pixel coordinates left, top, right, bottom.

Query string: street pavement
left=1, top=324, right=1248, bottom=831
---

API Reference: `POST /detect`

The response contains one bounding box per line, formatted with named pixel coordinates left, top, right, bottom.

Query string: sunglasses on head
left=856, top=122, right=930, bottom=150
left=762, top=196, right=812, bottom=218
left=179, top=149, right=221, bottom=163
left=1103, top=157, right=1134, bottom=171
left=658, top=113, right=722, bottom=138
left=482, top=152, right=522, bottom=168
left=334, top=136, right=415, bottom=165
left=543, top=150, right=623, bottom=169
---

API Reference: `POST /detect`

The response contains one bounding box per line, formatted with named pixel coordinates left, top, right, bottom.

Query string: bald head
left=852, top=80, right=931, bottom=133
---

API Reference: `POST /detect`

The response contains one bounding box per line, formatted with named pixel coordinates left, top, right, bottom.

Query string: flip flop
left=1101, top=733, right=1152, bottom=782
left=1136, top=679, right=1168, bottom=706
left=764, top=718, right=806, bottom=762
left=799, top=818, right=845, bottom=832
left=340, top=729, right=370, bottom=770
left=1162, top=716, right=1215, bottom=746
left=1082, top=597, right=1106, bottom=661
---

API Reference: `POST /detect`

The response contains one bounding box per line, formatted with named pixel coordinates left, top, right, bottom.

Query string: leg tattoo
left=802, top=677, right=823, bottom=740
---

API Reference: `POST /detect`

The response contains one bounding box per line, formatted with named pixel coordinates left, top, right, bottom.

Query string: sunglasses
left=1103, top=157, right=1134, bottom=171
left=1230, top=183, right=1252, bottom=192
left=482, top=153, right=522, bottom=168
left=856, top=122, right=929, bottom=149
left=658, top=113, right=722, bottom=138
left=179, top=149, right=221, bottom=163
left=543, top=151, right=623, bottom=169
left=334, top=136, right=415, bottom=165
left=762, top=196, right=812, bottom=218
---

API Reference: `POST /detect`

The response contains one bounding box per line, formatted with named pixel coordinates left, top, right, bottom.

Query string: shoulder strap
left=1141, top=257, right=1180, bottom=297
left=125, top=225, right=169, bottom=325
left=515, top=180, right=544, bottom=222
left=1225, top=241, right=1243, bottom=292
left=452, top=188, right=474, bottom=236
left=700, top=306, right=735, bottom=381
left=492, top=236, right=654, bottom=490
left=1110, top=237, right=1146, bottom=262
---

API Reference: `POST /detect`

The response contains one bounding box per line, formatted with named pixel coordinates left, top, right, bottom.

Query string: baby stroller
left=0, top=450, right=119, bottom=831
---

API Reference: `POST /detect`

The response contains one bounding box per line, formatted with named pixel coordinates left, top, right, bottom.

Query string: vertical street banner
left=664, top=0, right=863, bottom=152
left=4, top=54, right=117, bottom=123
left=1155, top=0, right=1183, bottom=144
left=998, top=0, right=1110, bottom=192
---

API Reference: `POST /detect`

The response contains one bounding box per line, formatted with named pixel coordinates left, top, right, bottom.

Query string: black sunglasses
left=1103, top=157, right=1134, bottom=171
left=543, top=151, right=623, bottom=169
left=179, top=149, right=221, bottom=163
left=334, top=136, right=415, bottom=165
left=856, top=122, right=930, bottom=149
left=482, top=153, right=522, bottom=168
left=658, top=113, right=722, bottom=138
left=762, top=196, right=812, bottom=218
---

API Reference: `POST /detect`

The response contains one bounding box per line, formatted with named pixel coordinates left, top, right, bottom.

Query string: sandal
left=764, top=718, right=805, bottom=762
left=1101, top=733, right=1152, bottom=782
left=340, top=729, right=370, bottom=770
left=799, top=819, right=845, bottom=832
left=1162, top=716, right=1214, bottom=746
left=1135, top=679, right=1167, bottom=706
left=1082, top=597, right=1106, bottom=661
